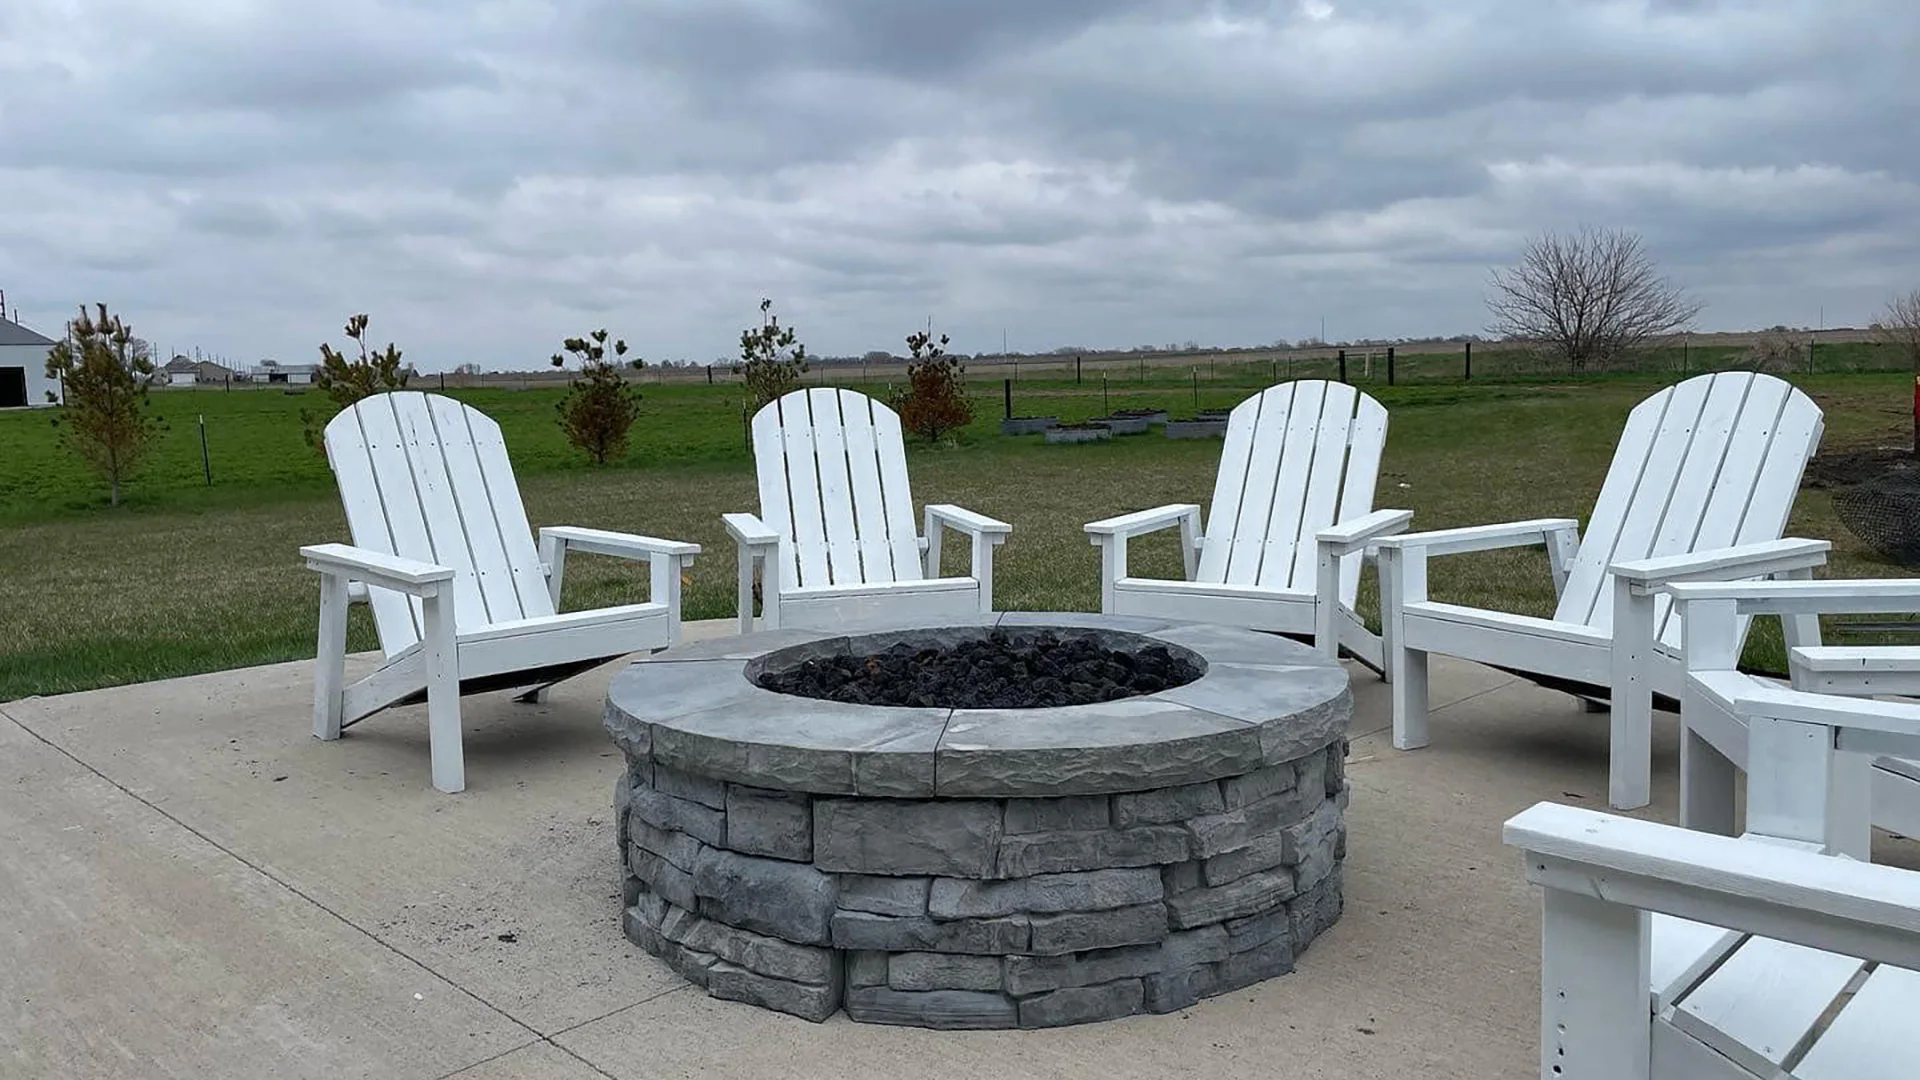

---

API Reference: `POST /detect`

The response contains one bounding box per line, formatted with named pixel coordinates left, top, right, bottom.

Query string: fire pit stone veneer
left=604, top=613, right=1352, bottom=1029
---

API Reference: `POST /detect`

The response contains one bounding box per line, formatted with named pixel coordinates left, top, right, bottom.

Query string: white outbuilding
left=0, top=314, right=59, bottom=407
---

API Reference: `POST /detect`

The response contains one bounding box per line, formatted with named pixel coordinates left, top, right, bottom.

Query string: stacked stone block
left=616, top=738, right=1348, bottom=1028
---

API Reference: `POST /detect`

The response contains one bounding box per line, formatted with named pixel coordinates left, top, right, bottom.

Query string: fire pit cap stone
left=605, top=613, right=1351, bottom=799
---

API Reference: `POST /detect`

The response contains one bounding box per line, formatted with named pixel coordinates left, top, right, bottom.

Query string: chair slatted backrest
left=751, top=388, right=922, bottom=590
left=1550, top=371, right=1824, bottom=648
left=325, top=391, right=553, bottom=657
left=1194, top=381, right=1390, bottom=605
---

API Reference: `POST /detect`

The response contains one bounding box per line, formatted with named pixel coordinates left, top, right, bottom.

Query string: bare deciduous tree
left=1872, top=288, right=1920, bottom=455
left=1486, top=226, right=1701, bottom=372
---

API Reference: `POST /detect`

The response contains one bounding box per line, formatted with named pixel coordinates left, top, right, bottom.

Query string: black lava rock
left=754, top=630, right=1203, bottom=709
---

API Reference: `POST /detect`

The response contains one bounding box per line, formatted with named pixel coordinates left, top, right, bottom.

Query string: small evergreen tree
left=735, top=298, right=808, bottom=413
left=301, top=314, right=410, bottom=451
left=551, top=329, right=643, bottom=465
left=43, top=303, right=162, bottom=506
left=893, top=326, right=973, bottom=441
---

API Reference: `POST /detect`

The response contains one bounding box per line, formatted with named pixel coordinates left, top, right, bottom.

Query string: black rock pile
left=755, top=629, right=1202, bottom=709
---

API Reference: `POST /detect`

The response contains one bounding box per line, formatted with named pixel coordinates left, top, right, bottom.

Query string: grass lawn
left=2, top=369, right=1915, bottom=701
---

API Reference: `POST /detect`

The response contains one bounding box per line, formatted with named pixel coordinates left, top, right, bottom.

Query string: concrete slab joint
left=604, top=614, right=1352, bottom=1028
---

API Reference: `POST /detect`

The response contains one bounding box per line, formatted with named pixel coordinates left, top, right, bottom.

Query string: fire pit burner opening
left=747, top=627, right=1207, bottom=710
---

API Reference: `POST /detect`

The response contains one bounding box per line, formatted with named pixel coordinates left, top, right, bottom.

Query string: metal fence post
left=1464, top=340, right=1472, bottom=381
left=1338, top=349, right=1347, bottom=383
left=1387, top=346, right=1396, bottom=386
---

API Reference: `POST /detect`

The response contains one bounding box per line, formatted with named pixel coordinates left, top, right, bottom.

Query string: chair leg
left=1389, top=640, right=1430, bottom=750
left=1828, top=750, right=1874, bottom=859
left=514, top=686, right=552, bottom=705
left=313, top=574, right=349, bottom=741
left=1679, top=725, right=1737, bottom=836
left=421, top=589, right=465, bottom=794
left=1609, top=581, right=1655, bottom=811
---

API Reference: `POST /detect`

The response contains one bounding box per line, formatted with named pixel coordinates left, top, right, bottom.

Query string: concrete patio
left=7, top=619, right=1914, bottom=1079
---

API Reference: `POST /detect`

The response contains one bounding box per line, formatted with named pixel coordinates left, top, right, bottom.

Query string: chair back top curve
left=1551, top=371, right=1824, bottom=647
left=1195, top=380, right=1389, bottom=606
left=324, top=391, right=553, bottom=656
left=750, top=387, right=923, bottom=590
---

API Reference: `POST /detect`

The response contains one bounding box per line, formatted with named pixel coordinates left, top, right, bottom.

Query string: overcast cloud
left=1, top=0, right=1915, bottom=369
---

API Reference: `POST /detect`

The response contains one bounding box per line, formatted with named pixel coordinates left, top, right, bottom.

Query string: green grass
left=2, top=371, right=1916, bottom=700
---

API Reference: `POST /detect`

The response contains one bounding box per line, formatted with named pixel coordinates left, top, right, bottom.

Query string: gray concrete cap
left=605, top=614, right=1350, bottom=798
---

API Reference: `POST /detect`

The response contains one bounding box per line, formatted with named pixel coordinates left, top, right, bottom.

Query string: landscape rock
left=814, top=798, right=1001, bottom=877
left=831, top=911, right=1031, bottom=954
left=630, top=845, right=699, bottom=910
left=1165, top=866, right=1296, bottom=929
left=1018, top=980, right=1145, bottom=1028
left=708, top=961, right=841, bottom=1023
left=1214, top=936, right=1294, bottom=992
left=837, top=875, right=931, bottom=917
left=1003, top=795, right=1112, bottom=834
left=845, top=987, right=1019, bottom=1030
left=888, top=952, right=1003, bottom=992
left=928, top=867, right=1163, bottom=919
left=1183, top=787, right=1315, bottom=859
left=1028, top=902, right=1167, bottom=955
left=648, top=900, right=836, bottom=984
left=724, top=785, right=813, bottom=861
left=1143, top=964, right=1217, bottom=1013
left=1112, top=780, right=1225, bottom=827
left=691, top=846, right=838, bottom=945
left=994, top=825, right=1190, bottom=877
left=631, top=817, right=704, bottom=872
left=846, top=950, right=888, bottom=987
left=654, top=764, right=728, bottom=809
left=1219, top=763, right=1296, bottom=809
left=629, top=787, right=726, bottom=848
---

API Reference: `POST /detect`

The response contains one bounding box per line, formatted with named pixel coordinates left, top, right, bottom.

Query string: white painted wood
left=1374, top=518, right=1580, bottom=558
left=869, top=399, right=923, bottom=581
left=1746, top=716, right=1833, bottom=847
left=1670, top=935, right=1861, bottom=1076
left=1649, top=914, right=1742, bottom=1011
left=739, top=389, right=1008, bottom=626
left=1336, top=395, right=1389, bottom=605
left=1650, top=1019, right=1751, bottom=1080
left=840, top=394, right=898, bottom=584
left=323, top=402, right=424, bottom=652
left=805, top=388, right=862, bottom=585
left=1793, top=961, right=1920, bottom=1080
left=1252, top=379, right=1323, bottom=588
left=1225, top=384, right=1293, bottom=586
left=422, top=394, right=523, bottom=625
left=313, top=392, right=692, bottom=792
left=1281, top=382, right=1353, bottom=592
left=1194, top=389, right=1262, bottom=583
left=1539, top=885, right=1652, bottom=1079
left=1382, top=545, right=1431, bottom=749
left=778, top=392, right=832, bottom=588
left=421, top=586, right=463, bottom=794
left=1553, top=390, right=1671, bottom=628
left=460, top=401, right=554, bottom=620
left=313, top=572, right=348, bottom=741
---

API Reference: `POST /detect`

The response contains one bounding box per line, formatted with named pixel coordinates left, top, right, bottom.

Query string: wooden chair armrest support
left=923, top=505, right=1010, bottom=613
left=1611, top=537, right=1830, bottom=591
left=1085, top=505, right=1204, bottom=592
left=301, top=543, right=453, bottom=596
left=1315, top=508, right=1413, bottom=556
left=1372, top=517, right=1580, bottom=558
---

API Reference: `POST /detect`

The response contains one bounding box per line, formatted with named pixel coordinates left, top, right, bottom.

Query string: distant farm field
left=2, top=367, right=1915, bottom=700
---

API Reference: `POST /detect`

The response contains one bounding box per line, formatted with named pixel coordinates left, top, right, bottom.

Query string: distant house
left=248, top=360, right=317, bottom=385
left=163, top=355, right=235, bottom=385
left=0, top=314, right=59, bottom=407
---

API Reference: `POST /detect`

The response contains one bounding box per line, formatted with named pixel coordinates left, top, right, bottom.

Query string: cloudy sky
left=1, top=0, right=1915, bottom=371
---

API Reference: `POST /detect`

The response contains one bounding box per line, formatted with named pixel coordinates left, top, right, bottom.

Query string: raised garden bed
left=1165, top=415, right=1229, bottom=439
left=1001, top=416, right=1059, bottom=436
left=1109, top=408, right=1169, bottom=425
left=1094, top=416, right=1153, bottom=436
left=1045, top=422, right=1112, bottom=445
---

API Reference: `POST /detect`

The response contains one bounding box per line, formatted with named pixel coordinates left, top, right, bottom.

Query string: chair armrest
left=539, top=526, right=701, bottom=562
left=1372, top=517, right=1580, bottom=558
left=925, top=504, right=1012, bottom=537
left=723, top=512, right=780, bottom=548
left=301, top=543, right=452, bottom=595
left=1611, top=538, right=1829, bottom=588
left=1664, top=577, right=1920, bottom=615
left=1316, top=508, right=1413, bottom=555
left=1504, top=801, right=1920, bottom=967
left=1084, top=504, right=1202, bottom=541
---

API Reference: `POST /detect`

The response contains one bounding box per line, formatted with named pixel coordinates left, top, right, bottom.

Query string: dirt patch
left=1803, top=444, right=1920, bottom=490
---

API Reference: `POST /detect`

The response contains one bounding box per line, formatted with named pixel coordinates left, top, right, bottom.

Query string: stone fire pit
left=604, top=613, right=1352, bottom=1029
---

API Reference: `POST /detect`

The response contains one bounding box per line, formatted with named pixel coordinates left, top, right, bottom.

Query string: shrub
left=892, top=328, right=973, bottom=441
left=735, top=298, right=808, bottom=413
left=301, top=314, right=410, bottom=451
left=42, top=303, right=163, bottom=506
left=551, top=329, right=643, bottom=465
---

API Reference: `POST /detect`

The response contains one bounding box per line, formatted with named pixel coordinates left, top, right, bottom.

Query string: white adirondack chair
left=1377, top=371, right=1828, bottom=810
left=723, top=387, right=1011, bottom=631
left=1083, top=380, right=1411, bottom=669
left=1661, top=578, right=1920, bottom=857
left=300, top=391, right=699, bottom=794
left=1505, top=679, right=1920, bottom=1080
